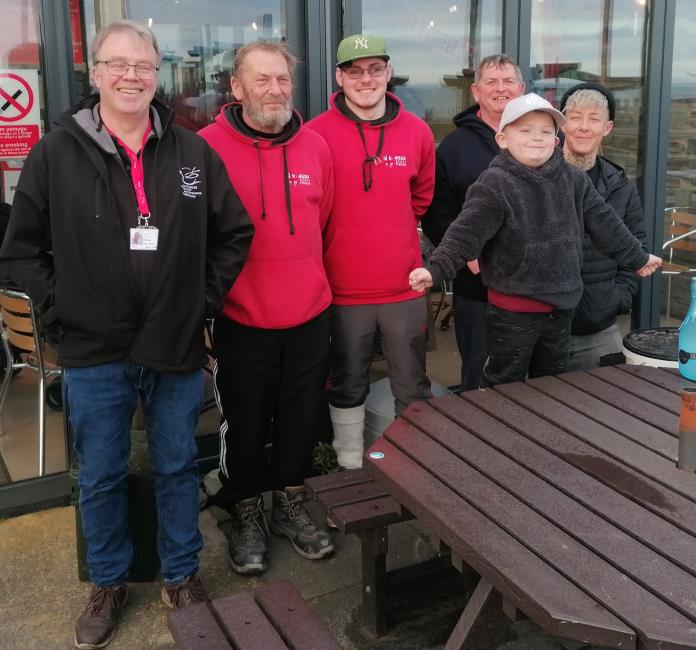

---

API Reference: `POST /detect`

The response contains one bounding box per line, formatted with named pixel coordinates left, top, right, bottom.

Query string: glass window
left=530, top=0, right=648, bottom=180
left=361, top=0, right=503, bottom=143
left=0, top=0, right=47, bottom=205
left=661, top=0, right=696, bottom=324
left=83, top=0, right=286, bottom=131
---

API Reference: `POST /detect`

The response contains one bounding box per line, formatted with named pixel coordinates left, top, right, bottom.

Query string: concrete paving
left=0, top=495, right=611, bottom=649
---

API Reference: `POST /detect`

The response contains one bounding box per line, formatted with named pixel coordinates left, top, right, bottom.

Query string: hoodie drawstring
left=255, top=142, right=267, bottom=220
left=356, top=123, right=385, bottom=192
left=283, top=146, right=295, bottom=235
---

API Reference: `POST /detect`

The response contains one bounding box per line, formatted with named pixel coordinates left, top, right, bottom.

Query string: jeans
left=64, top=361, right=204, bottom=586
left=567, top=323, right=623, bottom=371
left=452, top=295, right=488, bottom=391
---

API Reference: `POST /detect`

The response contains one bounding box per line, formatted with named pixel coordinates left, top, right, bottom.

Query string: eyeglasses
left=342, top=64, right=388, bottom=80
left=96, top=60, right=159, bottom=79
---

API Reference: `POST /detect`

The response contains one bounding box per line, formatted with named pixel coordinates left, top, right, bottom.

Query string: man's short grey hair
left=233, top=41, right=297, bottom=80
left=562, top=89, right=610, bottom=117
left=474, top=54, right=523, bottom=84
left=92, top=20, right=161, bottom=66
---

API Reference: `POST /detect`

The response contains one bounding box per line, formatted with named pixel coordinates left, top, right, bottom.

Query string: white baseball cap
left=498, top=93, right=565, bottom=132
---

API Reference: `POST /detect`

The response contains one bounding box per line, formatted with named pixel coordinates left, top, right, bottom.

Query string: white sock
left=329, top=404, right=366, bottom=470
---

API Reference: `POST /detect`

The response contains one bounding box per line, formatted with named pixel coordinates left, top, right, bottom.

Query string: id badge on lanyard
left=113, top=124, right=159, bottom=251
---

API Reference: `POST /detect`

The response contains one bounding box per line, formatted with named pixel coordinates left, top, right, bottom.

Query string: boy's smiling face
left=495, top=111, right=559, bottom=168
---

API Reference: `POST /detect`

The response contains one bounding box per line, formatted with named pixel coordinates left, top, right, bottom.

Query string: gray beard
left=564, top=151, right=597, bottom=171
left=245, top=100, right=293, bottom=132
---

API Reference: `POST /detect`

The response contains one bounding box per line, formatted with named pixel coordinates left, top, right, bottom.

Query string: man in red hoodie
left=199, top=42, right=334, bottom=576
left=307, top=34, right=435, bottom=470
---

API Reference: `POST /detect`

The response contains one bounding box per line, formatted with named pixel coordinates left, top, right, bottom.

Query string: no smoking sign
left=0, top=69, right=41, bottom=159
left=0, top=73, right=35, bottom=122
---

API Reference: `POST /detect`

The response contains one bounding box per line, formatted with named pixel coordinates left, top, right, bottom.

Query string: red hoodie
left=306, top=92, right=435, bottom=305
left=199, top=104, right=333, bottom=329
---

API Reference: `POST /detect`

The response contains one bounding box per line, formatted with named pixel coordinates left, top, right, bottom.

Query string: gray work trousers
left=327, top=298, right=432, bottom=415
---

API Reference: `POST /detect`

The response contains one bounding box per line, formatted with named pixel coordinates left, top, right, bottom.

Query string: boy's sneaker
left=228, top=494, right=269, bottom=575
left=270, top=486, right=334, bottom=559
left=74, top=584, right=127, bottom=649
left=161, top=573, right=208, bottom=610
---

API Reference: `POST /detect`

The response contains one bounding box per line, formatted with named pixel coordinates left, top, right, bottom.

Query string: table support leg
left=444, top=576, right=500, bottom=650
left=359, top=525, right=388, bottom=638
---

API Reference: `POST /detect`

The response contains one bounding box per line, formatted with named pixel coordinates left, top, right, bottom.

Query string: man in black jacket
left=421, top=54, right=525, bottom=390
left=559, top=83, right=648, bottom=370
left=0, top=21, right=253, bottom=650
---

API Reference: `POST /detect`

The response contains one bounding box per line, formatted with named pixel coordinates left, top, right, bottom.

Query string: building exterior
left=0, top=0, right=693, bottom=512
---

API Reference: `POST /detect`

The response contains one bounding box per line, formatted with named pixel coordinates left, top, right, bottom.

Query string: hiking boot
left=74, top=584, right=127, bottom=650
left=270, top=486, right=334, bottom=560
left=161, top=573, right=208, bottom=610
left=228, top=494, right=269, bottom=575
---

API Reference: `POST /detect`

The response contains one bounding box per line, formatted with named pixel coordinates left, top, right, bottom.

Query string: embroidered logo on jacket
left=179, top=166, right=203, bottom=198
left=378, top=153, right=407, bottom=168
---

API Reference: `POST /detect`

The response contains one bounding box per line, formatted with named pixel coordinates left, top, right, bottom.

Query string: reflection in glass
left=661, top=0, right=696, bottom=323
left=362, top=0, right=502, bottom=143
left=83, top=0, right=285, bottom=131
left=530, top=0, right=647, bottom=179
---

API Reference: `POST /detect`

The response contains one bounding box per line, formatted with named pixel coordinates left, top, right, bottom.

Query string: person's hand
left=636, top=254, right=662, bottom=277
left=467, top=259, right=480, bottom=275
left=409, top=268, right=433, bottom=292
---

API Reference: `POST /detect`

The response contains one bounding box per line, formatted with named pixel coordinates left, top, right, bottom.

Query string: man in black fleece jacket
left=421, top=54, right=525, bottom=390
left=410, top=94, right=661, bottom=388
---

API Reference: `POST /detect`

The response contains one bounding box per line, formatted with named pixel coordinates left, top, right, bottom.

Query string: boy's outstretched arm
left=636, top=254, right=662, bottom=277
left=409, top=268, right=433, bottom=292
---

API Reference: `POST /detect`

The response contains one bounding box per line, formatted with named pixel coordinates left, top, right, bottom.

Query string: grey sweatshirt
left=427, top=147, right=649, bottom=309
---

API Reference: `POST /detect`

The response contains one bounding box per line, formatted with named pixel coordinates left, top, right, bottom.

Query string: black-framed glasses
left=343, top=63, right=388, bottom=80
left=96, top=60, right=159, bottom=79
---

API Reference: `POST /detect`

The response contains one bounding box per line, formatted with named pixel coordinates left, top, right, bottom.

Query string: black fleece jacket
left=427, top=148, right=649, bottom=309
left=0, top=94, right=254, bottom=372
left=572, top=156, right=647, bottom=334
left=421, top=104, right=497, bottom=301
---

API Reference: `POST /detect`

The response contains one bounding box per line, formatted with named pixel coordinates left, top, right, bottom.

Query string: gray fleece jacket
left=427, top=147, right=649, bottom=309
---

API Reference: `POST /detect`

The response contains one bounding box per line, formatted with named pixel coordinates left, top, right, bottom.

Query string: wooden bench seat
left=305, top=468, right=451, bottom=637
left=167, top=580, right=340, bottom=650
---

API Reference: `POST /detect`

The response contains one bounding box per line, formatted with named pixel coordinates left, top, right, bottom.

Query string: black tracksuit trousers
left=212, top=311, right=330, bottom=510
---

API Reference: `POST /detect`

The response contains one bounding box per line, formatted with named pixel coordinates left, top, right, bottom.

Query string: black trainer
left=74, top=584, right=127, bottom=650
left=270, top=486, right=334, bottom=560
left=228, top=494, right=269, bottom=575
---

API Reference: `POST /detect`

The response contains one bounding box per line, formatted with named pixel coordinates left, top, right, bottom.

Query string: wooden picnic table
left=364, top=365, right=696, bottom=650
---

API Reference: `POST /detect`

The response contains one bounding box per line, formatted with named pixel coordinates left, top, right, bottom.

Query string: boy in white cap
left=410, top=93, right=661, bottom=387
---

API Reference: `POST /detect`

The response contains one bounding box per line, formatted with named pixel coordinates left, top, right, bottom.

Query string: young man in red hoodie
left=307, top=34, right=435, bottom=470
left=199, top=42, right=334, bottom=576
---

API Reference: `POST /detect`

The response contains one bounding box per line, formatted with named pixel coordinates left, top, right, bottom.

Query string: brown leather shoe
left=74, top=584, right=127, bottom=649
left=160, top=573, right=208, bottom=610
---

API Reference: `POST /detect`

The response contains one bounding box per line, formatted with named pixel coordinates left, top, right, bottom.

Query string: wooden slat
left=6, top=330, right=34, bottom=352
left=167, top=602, right=233, bottom=650
left=495, top=381, right=696, bottom=503
left=433, top=395, right=696, bottom=577
left=0, top=294, right=30, bottom=313
left=404, top=403, right=696, bottom=623
left=587, top=366, right=681, bottom=414
left=463, top=388, right=696, bottom=535
left=304, top=468, right=373, bottom=500
left=331, top=496, right=403, bottom=534
left=211, top=592, right=287, bottom=650
left=557, top=371, right=679, bottom=435
left=365, top=437, right=636, bottom=649
left=315, top=481, right=389, bottom=511
left=614, top=364, right=688, bottom=395
left=1, top=309, right=32, bottom=334
left=527, top=375, right=678, bottom=459
left=254, top=580, right=342, bottom=650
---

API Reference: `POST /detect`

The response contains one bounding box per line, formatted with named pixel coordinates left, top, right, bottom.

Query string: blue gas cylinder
left=679, top=277, right=696, bottom=380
